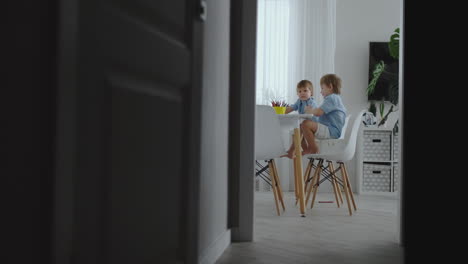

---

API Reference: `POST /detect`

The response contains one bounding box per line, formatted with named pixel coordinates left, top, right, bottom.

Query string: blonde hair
left=320, top=74, right=342, bottom=94
left=296, top=80, right=313, bottom=94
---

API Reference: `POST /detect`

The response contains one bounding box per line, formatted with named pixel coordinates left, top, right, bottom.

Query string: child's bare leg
left=300, top=120, right=319, bottom=154
left=281, top=142, right=296, bottom=159
left=301, top=136, right=308, bottom=151
left=281, top=135, right=307, bottom=159
left=280, top=129, right=309, bottom=159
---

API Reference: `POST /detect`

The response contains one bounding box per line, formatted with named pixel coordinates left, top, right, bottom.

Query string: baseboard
left=198, top=229, right=231, bottom=264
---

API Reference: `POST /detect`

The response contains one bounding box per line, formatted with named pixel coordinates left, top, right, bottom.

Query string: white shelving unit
left=357, top=124, right=399, bottom=195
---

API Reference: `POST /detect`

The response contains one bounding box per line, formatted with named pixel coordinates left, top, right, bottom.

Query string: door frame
left=398, top=0, right=405, bottom=247
left=53, top=0, right=78, bottom=263
left=7, top=0, right=58, bottom=262
left=228, top=0, right=258, bottom=242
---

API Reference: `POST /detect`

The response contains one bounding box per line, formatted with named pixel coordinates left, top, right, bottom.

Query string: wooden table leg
left=293, top=128, right=306, bottom=216
left=297, top=159, right=312, bottom=206
left=293, top=134, right=298, bottom=203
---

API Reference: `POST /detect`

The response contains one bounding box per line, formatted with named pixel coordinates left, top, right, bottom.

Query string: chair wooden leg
left=310, top=159, right=324, bottom=209
left=308, top=159, right=317, bottom=195
left=328, top=161, right=340, bottom=208
left=306, top=174, right=316, bottom=202
left=342, top=163, right=357, bottom=211
left=332, top=172, right=342, bottom=207
left=303, top=174, right=316, bottom=206
left=303, top=159, right=313, bottom=192
left=339, top=163, right=353, bottom=216
left=268, top=160, right=281, bottom=216
left=304, top=160, right=312, bottom=184
left=271, top=159, right=286, bottom=211
left=331, top=162, right=344, bottom=204
left=305, top=159, right=322, bottom=207
left=337, top=180, right=344, bottom=205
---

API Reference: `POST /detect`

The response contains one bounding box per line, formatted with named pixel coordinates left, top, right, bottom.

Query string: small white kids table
left=277, top=113, right=315, bottom=216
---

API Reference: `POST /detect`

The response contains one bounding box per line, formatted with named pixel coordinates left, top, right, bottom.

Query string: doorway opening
left=225, top=0, right=405, bottom=263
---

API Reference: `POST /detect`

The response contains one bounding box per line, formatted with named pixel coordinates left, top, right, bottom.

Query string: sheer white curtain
left=256, top=0, right=336, bottom=106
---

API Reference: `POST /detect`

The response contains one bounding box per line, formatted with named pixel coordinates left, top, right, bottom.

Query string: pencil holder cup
left=273, top=106, right=286, bottom=114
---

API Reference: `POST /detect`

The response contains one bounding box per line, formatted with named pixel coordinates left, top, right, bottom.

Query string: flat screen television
left=368, top=42, right=399, bottom=102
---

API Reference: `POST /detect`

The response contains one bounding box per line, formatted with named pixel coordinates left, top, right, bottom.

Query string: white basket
left=363, top=131, right=392, bottom=161
left=393, top=163, right=399, bottom=192
left=362, top=163, right=391, bottom=192
left=393, top=132, right=399, bottom=161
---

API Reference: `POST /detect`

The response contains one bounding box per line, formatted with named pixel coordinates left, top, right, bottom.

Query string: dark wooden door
left=55, top=0, right=204, bottom=263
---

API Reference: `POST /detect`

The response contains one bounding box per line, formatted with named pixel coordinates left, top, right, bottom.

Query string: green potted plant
left=367, top=28, right=399, bottom=106
left=368, top=101, right=377, bottom=117
left=367, top=28, right=399, bottom=127
left=378, top=105, right=394, bottom=127
left=379, top=99, right=385, bottom=120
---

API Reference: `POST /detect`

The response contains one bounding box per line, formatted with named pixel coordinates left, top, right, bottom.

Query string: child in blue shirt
left=281, top=80, right=319, bottom=158
left=285, top=80, right=319, bottom=118
left=300, top=73, right=347, bottom=155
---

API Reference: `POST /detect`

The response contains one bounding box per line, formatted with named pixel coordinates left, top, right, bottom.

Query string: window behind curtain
left=256, top=0, right=336, bottom=107
left=256, top=0, right=290, bottom=106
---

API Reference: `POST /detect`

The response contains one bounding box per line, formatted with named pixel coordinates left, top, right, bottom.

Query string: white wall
left=335, top=0, right=400, bottom=190
left=198, top=0, right=231, bottom=263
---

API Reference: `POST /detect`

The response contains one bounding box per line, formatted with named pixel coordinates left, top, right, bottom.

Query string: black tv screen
left=368, top=42, right=399, bottom=102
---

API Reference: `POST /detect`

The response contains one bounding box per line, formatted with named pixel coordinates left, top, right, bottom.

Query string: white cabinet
left=357, top=126, right=399, bottom=194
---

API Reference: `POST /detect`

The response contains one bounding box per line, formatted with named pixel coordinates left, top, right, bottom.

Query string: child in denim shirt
left=282, top=80, right=319, bottom=158
left=301, top=74, right=347, bottom=155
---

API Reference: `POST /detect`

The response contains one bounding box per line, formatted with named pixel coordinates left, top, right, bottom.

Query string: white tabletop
left=277, top=113, right=314, bottom=130
left=277, top=113, right=314, bottom=119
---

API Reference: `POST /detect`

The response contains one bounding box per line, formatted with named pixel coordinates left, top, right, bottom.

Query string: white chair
left=255, top=105, right=286, bottom=215
left=294, top=115, right=350, bottom=207
left=303, top=110, right=366, bottom=216
left=315, top=114, right=350, bottom=147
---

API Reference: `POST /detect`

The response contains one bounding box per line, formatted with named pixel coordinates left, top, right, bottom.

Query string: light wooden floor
left=216, top=192, right=403, bottom=264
